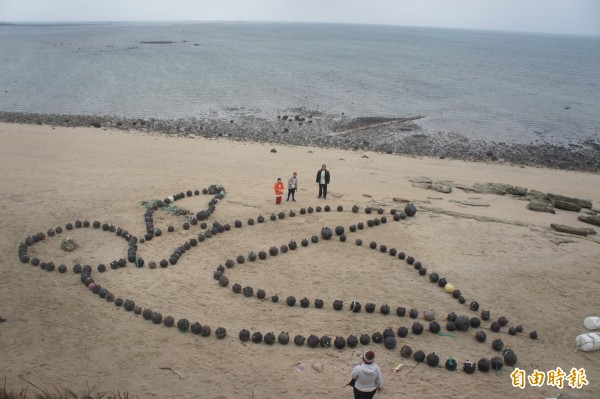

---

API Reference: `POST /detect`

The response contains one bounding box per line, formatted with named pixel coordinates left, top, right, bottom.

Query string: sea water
left=0, top=21, right=598, bottom=145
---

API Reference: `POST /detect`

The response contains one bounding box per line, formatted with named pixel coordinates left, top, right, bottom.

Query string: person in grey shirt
left=286, top=172, right=298, bottom=202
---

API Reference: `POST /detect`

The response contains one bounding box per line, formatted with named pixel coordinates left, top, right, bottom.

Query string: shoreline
left=1, top=111, right=599, bottom=173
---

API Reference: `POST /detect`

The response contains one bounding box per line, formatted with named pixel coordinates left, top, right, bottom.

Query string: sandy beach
left=0, top=122, right=599, bottom=398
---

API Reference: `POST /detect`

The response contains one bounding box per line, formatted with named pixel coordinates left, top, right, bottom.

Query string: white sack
left=575, top=332, right=600, bottom=352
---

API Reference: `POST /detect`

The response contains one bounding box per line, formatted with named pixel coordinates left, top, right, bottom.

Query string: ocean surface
left=0, top=21, right=599, bottom=145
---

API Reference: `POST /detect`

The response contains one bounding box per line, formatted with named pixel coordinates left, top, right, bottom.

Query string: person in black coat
left=316, top=164, right=330, bottom=199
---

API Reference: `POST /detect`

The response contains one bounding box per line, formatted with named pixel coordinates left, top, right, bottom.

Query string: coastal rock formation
left=552, top=199, right=581, bottom=212
left=547, top=193, right=592, bottom=209
left=409, top=176, right=453, bottom=193
left=527, top=190, right=552, bottom=204
left=526, top=202, right=555, bottom=214
left=550, top=223, right=596, bottom=236
left=471, top=183, right=527, bottom=196
left=579, top=214, right=600, bottom=227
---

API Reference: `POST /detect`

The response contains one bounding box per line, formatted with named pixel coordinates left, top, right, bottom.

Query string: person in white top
left=350, top=350, right=383, bottom=399
left=286, top=172, right=298, bottom=202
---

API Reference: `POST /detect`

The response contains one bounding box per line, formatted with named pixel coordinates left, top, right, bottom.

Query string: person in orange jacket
left=274, top=178, right=284, bottom=204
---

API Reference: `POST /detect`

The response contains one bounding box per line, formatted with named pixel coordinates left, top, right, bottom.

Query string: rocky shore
left=2, top=111, right=599, bottom=172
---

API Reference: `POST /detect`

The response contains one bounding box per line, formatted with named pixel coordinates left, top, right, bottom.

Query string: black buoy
left=239, top=329, right=250, bottom=342
left=413, top=350, right=426, bottom=363
left=397, top=327, right=409, bottom=338
left=400, top=345, right=413, bottom=359
left=252, top=332, right=263, bottom=343
left=404, top=203, right=417, bottom=217
left=490, top=322, right=501, bottom=332
left=278, top=332, right=290, bottom=345
left=333, top=300, right=343, bottom=310
left=371, top=331, right=383, bottom=344
left=384, top=336, right=397, bottom=349
left=200, top=325, right=211, bottom=337
left=347, top=335, right=358, bottom=348
left=307, top=335, right=319, bottom=348
left=478, top=358, right=491, bottom=373
left=215, top=327, right=227, bottom=339
left=463, top=360, right=476, bottom=374
left=334, top=336, right=346, bottom=349
left=475, top=330, right=487, bottom=343
left=177, top=319, right=190, bottom=332
left=191, top=322, right=202, bottom=334
left=163, top=316, right=175, bottom=327
left=445, top=358, right=458, bottom=371
left=300, top=297, right=310, bottom=308
left=359, top=334, right=370, bottom=345
left=429, top=321, right=441, bottom=334
left=412, top=322, right=424, bottom=335
left=320, top=336, right=333, bottom=348
left=490, top=356, right=504, bottom=371
left=492, top=338, right=504, bottom=351
left=426, top=353, right=440, bottom=367
left=503, top=349, right=518, bottom=366
left=294, top=335, right=305, bottom=346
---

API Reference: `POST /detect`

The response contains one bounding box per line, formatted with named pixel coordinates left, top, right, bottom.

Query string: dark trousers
left=287, top=188, right=296, bottom=200
left=318, top=184, right=328, bottom=199
left=353, top=388, right=376, bottom=399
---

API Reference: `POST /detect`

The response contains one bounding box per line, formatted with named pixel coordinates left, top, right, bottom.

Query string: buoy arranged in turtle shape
left=17, top=184, right=537, bottom=378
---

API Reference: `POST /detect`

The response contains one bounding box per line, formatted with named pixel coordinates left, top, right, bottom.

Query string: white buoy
left=583, top=316, right=600, bottom=330
left=575, top=332, right=600, bottom=352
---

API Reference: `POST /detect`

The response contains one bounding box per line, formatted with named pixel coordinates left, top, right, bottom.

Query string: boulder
left=61, top=238, right=79, bottom=252
left=431, top=181, right=452, bottom=193
left=547, top=193, right=591, bottom=209
left=527, top=202, right=555, bottom=214
left=550, top=224, right=596, bottom=236
left=579, top=214, right=600, bottom=227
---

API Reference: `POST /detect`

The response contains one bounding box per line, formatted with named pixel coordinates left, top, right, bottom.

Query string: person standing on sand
left=316, top=164, right=330, bottom=199
left=274, top=178, right=284, bottom=204
left=350, top=350, right=383, bottom=399
left=287, top=172, right=298, bottom=202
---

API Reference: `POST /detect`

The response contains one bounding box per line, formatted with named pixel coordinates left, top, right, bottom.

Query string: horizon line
left=0, top=19, right=598, bottom=37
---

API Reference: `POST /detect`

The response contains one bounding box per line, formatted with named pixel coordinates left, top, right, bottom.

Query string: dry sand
left=0, top=122, right=599, bottom=399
